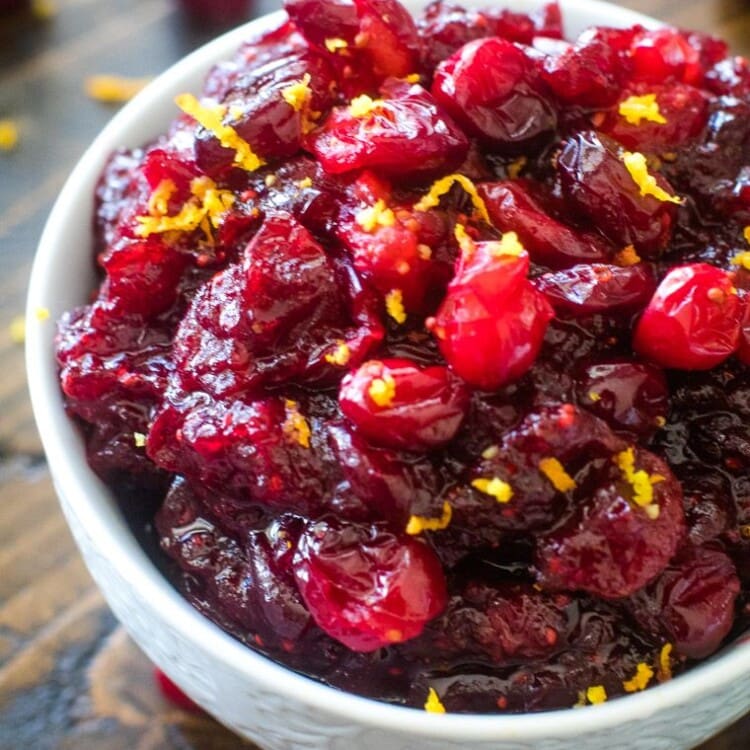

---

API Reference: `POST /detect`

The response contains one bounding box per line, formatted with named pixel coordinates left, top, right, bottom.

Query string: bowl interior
left=26, top=0, right=750, bottom=741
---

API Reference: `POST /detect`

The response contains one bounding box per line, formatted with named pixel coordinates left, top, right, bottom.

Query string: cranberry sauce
left=56, top=0, right=750, bottom=714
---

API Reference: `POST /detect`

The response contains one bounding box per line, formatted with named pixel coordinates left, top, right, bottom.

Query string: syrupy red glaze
left=56, top=0, right=750, bottom=714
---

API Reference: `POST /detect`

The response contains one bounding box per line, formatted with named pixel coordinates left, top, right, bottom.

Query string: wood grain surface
left=0, top=1, right=749, bottom=748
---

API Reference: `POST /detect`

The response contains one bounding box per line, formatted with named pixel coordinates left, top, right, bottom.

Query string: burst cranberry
left=576, top=360, right=669, bottom=438
left=293, top=519, right=447, bottom=651
left=195, top=49, right=337, bottom=172
left=739, top=300, right=750, bottom=365
left=308, top=81, right=468, bottom=179
left=339, top=358, right=470, bottom=451
left=535, top=263, right=656, bottom=316
left=541, top=26, right=634, bottom=108
left=432, top=37, right=557, bottom=153
left=171, top=213, right=382, bottom=397
left=430, top=241, right=554, bottom=390
left=536, top=447, right=686, bottom=599
left=633, top=263, right=742, bottom=370
left=557, top=130, right=678, bottom=257
left=599, top=83, right=709, bottom=153
left=627, top=546, right=740, bottom=659
left=479, top=180, right=613, bottom=268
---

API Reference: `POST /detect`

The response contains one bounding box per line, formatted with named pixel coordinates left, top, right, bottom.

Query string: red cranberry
left=633, top=263, right=742, bottom=370
left=430, top=241, right=554, bottom=390
left=534, top=263, right=657, bottom=317
left=626, top=546, right=740, bottom=659
left=479, top=180, right=613, bottom=269
left=100, top=238, right=188, bottom=317
left=706, top=56, right=750, bottom=97
left=339, top=358, right=470, bottom=451
left=557, top=130, right=678, bottom=257
left=541, top=26, right=635, bottom=108
left=431, top=37, right=557, bottom=153
left=293, top=519, right=447, bottom=651
left=575, top=360, right=669, bottom=438
left=630, top=28, right=703, bottom=86
left=536, top=447, right=686, bottom=599
left=599, top=83, right=709, bottom=153
left=308, top=81, right=468, bottom=180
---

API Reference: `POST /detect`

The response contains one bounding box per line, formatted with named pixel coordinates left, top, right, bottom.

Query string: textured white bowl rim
left=27, top=0, right=750, bottom=742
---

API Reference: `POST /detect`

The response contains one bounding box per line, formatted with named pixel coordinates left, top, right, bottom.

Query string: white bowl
left=26, top=2, right=750, bottom=748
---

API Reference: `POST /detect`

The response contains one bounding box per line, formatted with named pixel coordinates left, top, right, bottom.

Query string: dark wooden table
left=1, top=0, right=749, bottom=747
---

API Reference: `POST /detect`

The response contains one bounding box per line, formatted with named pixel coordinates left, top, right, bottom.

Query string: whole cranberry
left=541, top=26, right=635, bottom=108
left=557, top=130, right=678, bottom=257
left=307, top=81, right=468, bottom=180
left=629, top=28, right=703, bottom=86
left=534, top=263, right=656, bottom=317
left=536, top=447, right=686, bottom=599
left=430, top=241, right=554, bottom=390
left=479, top=180, right=613, bottom=269
left=626, top=546, right=740, bottom=659
left=432, top=37, right=557, bottom=153
left=599, top=83, right=709, bottom=153
left=633, top=263, right=742, bottom=370
left=293, top=518, right=447, bottom=651
left=339, top=358, right=470, bottom=451
left=575, top=360, right=669, bottom=438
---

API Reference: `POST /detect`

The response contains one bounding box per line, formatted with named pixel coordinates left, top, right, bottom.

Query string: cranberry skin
left=576, top=360, right=669, bottom=438
left=171, top=213, right=383, bottom=397
left=293, top=519, right=447, bottom=651
left=557, top=130, right=677, bottom=257
left=627, top=546, right=740, bottom=659
left=535, top=264, right=656, bottom=317
left=100, top=238, right=188, bottom=317
left=633, top=264, right=742, bottom=370
left=308, top=82, right=468, bottom=180
left=431, top=245, right=554, bottom=390
left=479, top=180, right=612, bottom=269
left=148, top=395, right=327, bottom=513
left=432, top=37, right=557, bottom=153
left=738, top=298, right=750, bottom=365
left=541, top=26, right=634, bottom=108
left=599, top=84, right=709, bottom=153
left=630, top=28, right=703, bottom=85
left=706, top=56, right=750, bottom=97
left=430, top=583, right=574, bottom=664
left=339, top=358, right=470, bottom=451
left=284, top=0, right=360, bottom=49
left=536, top=448, right=686, bottom=599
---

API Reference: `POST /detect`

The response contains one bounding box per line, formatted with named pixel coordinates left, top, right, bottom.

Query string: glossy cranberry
left=678, top=464, right=735, bottom=545
left=627, top=546, right=740, bottom=659
left=479, top=180, right=613, bottom=268
left=740, top=299, right=750, bottom=365
left=541, top=26, right=634, bottom=108
left=430, top=583, right=574, bottom=664
left=293, top=518, right=447, bottom=651
left=536, top=447, right=686, bottom=599
left=308, top=81, right=468, bottom=180
left=171, top=213, right=382, bottom=397
left=535, top=263, right=656, bottom=316
left=326, top=422, right=438, bottom=524
left=633, top=263, right=742, bottom=370
left=432, top=37, right=557, bottom=153
left=451, top=404, right=626, bottom=533
left=430, top=242, right=554, bottom=390
left=630, top=28, right=703, bottom=85
left=418, top=1, right=561, bottom=71
left=100, top=238, right=188, bottom=317
left=339, top=358, right=470, bottom=451
left=575, top=360, right=669, bottom=438
left=557, top=130, right=678, bottom=257
left=599, top=83, right=709, bottom=152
